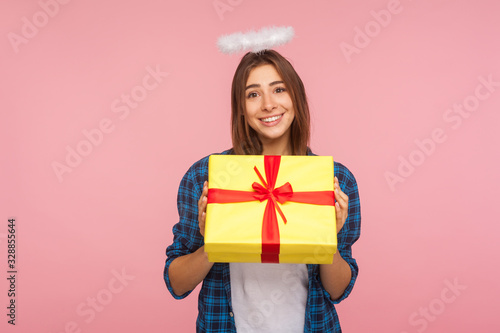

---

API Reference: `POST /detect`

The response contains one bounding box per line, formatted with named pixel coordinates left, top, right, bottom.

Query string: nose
left=261, top=93, right=277, bottom=112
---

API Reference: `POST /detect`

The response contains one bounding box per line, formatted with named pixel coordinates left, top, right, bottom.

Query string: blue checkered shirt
left=164, top=149, right=361, bottom=332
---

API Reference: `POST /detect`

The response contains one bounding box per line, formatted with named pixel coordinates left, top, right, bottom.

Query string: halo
left=217, top=26, right=295, bottom=55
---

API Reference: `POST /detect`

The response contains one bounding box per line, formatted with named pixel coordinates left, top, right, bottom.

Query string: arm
left=164, top=163, right=213, bottom=299
left=169, top=246, right=213, bottom=296
left=169, top=181, right=213, bottom=296
left=320, top=250, right=352, bottom=300
left=320, top=168, right=361, bottom=301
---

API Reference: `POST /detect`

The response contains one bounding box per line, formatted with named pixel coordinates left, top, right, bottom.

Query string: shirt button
left=229, top=312, right=234, bottom=317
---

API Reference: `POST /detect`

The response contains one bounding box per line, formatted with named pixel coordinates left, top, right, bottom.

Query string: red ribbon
left=207, top=155, right=335, bottom=263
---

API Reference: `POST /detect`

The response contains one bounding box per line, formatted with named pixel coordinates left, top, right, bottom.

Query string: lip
left=259, top=113, right=284, bottom=127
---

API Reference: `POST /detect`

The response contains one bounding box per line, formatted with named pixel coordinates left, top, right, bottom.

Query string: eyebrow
left=245, top=81, right=284, bottom=90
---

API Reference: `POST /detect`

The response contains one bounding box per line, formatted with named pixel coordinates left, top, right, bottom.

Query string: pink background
left=2, top=0, right=499, bottom=332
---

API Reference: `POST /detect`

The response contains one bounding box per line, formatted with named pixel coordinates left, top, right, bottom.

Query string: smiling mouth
left=260, top=114, right=283, bottom=123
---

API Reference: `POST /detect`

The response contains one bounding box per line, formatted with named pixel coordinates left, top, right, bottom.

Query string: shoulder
left=182, top=148, right=234, bottom=183
left=177, top=148, right=234, bottom=202
left=334, top=161, right=361, bottom=219
left=334, top=161, right=358, bottom=188
left=307, top=149, right=359, bottom=192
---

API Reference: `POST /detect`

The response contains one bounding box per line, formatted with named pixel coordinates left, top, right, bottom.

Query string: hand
left=198, top=181, right=208, bottom=237
left=334, top=176, right=349, bottom=234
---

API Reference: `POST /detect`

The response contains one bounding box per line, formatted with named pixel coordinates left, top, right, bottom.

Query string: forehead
left=246, top=64, right=283, bottom=85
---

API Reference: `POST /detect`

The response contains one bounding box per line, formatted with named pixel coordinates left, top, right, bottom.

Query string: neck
left=261, top=138, right=292, bottom=156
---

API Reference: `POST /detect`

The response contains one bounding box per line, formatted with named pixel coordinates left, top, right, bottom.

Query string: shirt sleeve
left=164, top=163, right=206, bottom=300
left=331, top=162, right=362, bottom=304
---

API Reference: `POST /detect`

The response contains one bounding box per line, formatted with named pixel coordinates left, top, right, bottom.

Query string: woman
left=164, top=50, right=361, bottom=332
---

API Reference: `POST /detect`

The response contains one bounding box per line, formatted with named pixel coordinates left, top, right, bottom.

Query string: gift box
left=204, top=155, right=337, bottom=264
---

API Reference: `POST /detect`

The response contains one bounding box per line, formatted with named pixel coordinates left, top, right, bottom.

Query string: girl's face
left=244, top=64, right=295, bottom=151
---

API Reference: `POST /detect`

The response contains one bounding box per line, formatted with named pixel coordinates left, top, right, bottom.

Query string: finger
left=201, top=194, right=207, bottom=207
left=335, top=202, right=344, bottom=223
left=198, top=181, right=208, bottom=211
left=335, top=187, right=347, bottom=206
left=335, top=200, right=348, bottom=221
left=199, top=196, right=207, bottom=220
left=335, top=184, right=349, bottom=202
left=336, top=203, right=348, bottom=219
left=334, top=178, right=344, bottom=198
left=199, top=211, right=206, bottom=237
left=337, top=197, right=348, bottom=213
left=198, top=182, right=209, bottom=237
left=337, top=193, right=349, bottom=208
left=199, top=181, right=208, bottom=199
left=198, top=194, right=202, bottom=207
left=335, top=192, right=349, bottom=220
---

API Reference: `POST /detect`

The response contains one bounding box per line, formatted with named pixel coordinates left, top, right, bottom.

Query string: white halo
left=217, top=26, right=295, bottom=54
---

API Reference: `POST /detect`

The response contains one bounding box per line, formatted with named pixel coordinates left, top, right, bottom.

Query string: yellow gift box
left=204, top=155, right=337, bottom=264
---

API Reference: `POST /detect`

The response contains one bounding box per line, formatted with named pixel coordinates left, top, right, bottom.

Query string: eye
left=275, top=87, right=286, bottom=93
left=247, top=92, right=259, bottom=99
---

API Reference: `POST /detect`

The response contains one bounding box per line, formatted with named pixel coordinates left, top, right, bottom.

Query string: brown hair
left=231, top=50, right=310, bottom=155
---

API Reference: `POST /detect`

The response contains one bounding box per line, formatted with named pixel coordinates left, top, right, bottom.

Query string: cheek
left=287, top=103, right=296, bottom=119
left=243, top=103, right=250, bottom=117
left=242, top=107, right=255, bottom=128
left=244, top=102, right=259, bottom=118
left=284, top=96, right=294, bottom=112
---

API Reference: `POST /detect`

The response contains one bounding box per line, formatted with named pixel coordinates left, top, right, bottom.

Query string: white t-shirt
left=230, top=262, right=308, bottom=333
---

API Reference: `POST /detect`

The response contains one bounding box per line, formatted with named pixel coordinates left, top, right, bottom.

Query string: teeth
left=261, top=114, right=282, bottom=123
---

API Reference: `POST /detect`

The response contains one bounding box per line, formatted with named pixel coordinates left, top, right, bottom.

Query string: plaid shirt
left=164, top=149, right=361, bottom=332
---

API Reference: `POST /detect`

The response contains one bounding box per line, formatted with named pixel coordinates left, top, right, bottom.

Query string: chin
left=259, top=129, right=291, bottom=142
